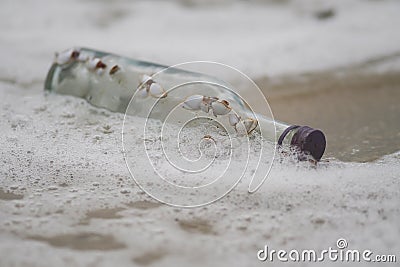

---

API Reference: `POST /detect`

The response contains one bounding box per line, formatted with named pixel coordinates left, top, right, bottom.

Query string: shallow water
left=257, top=60, right=400, bottom=162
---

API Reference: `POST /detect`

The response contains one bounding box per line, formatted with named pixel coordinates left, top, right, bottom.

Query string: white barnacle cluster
left=54, top=48, right=256, bottom=136
left=136, top=74, right=167, bottom=99
left=54, top=48, right=124, bottom=78
left=86, top=57, right=107, bottom=75
left=55, top=48, right=169, bottom=101
left=182, top=94, right=258, bottom=135
left=54, top=48, right=89, bottom=65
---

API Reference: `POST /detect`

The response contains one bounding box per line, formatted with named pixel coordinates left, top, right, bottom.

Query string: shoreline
left=255, top=61, right=400, bottom=162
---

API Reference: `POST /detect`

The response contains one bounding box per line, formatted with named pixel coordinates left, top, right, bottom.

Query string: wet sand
left=256, top=58, right=400, bottom=162
left=1, top=72, right=399, bottom=267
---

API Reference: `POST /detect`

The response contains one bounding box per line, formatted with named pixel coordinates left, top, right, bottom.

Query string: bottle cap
left=290, top=126, right=326, bottom=161
left=278, top=125, right=326, bottom=161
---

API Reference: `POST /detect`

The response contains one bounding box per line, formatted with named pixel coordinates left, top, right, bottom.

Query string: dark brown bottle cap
left=290, top=126, right=326, bottom=161
left=278, top=125, right=326, bottom=161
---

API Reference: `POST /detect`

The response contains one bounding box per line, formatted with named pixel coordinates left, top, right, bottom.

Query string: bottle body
left=45, top=47, right=325, bottom=161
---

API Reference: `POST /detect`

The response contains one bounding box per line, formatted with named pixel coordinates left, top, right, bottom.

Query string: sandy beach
left=1, top=0, right=399, bottom=266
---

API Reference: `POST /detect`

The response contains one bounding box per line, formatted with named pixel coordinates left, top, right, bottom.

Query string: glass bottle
left=45, top=47, right=326, bottom=162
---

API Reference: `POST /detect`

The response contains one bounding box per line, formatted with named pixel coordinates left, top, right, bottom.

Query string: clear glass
left=45, top=47, right=296, bottom=145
